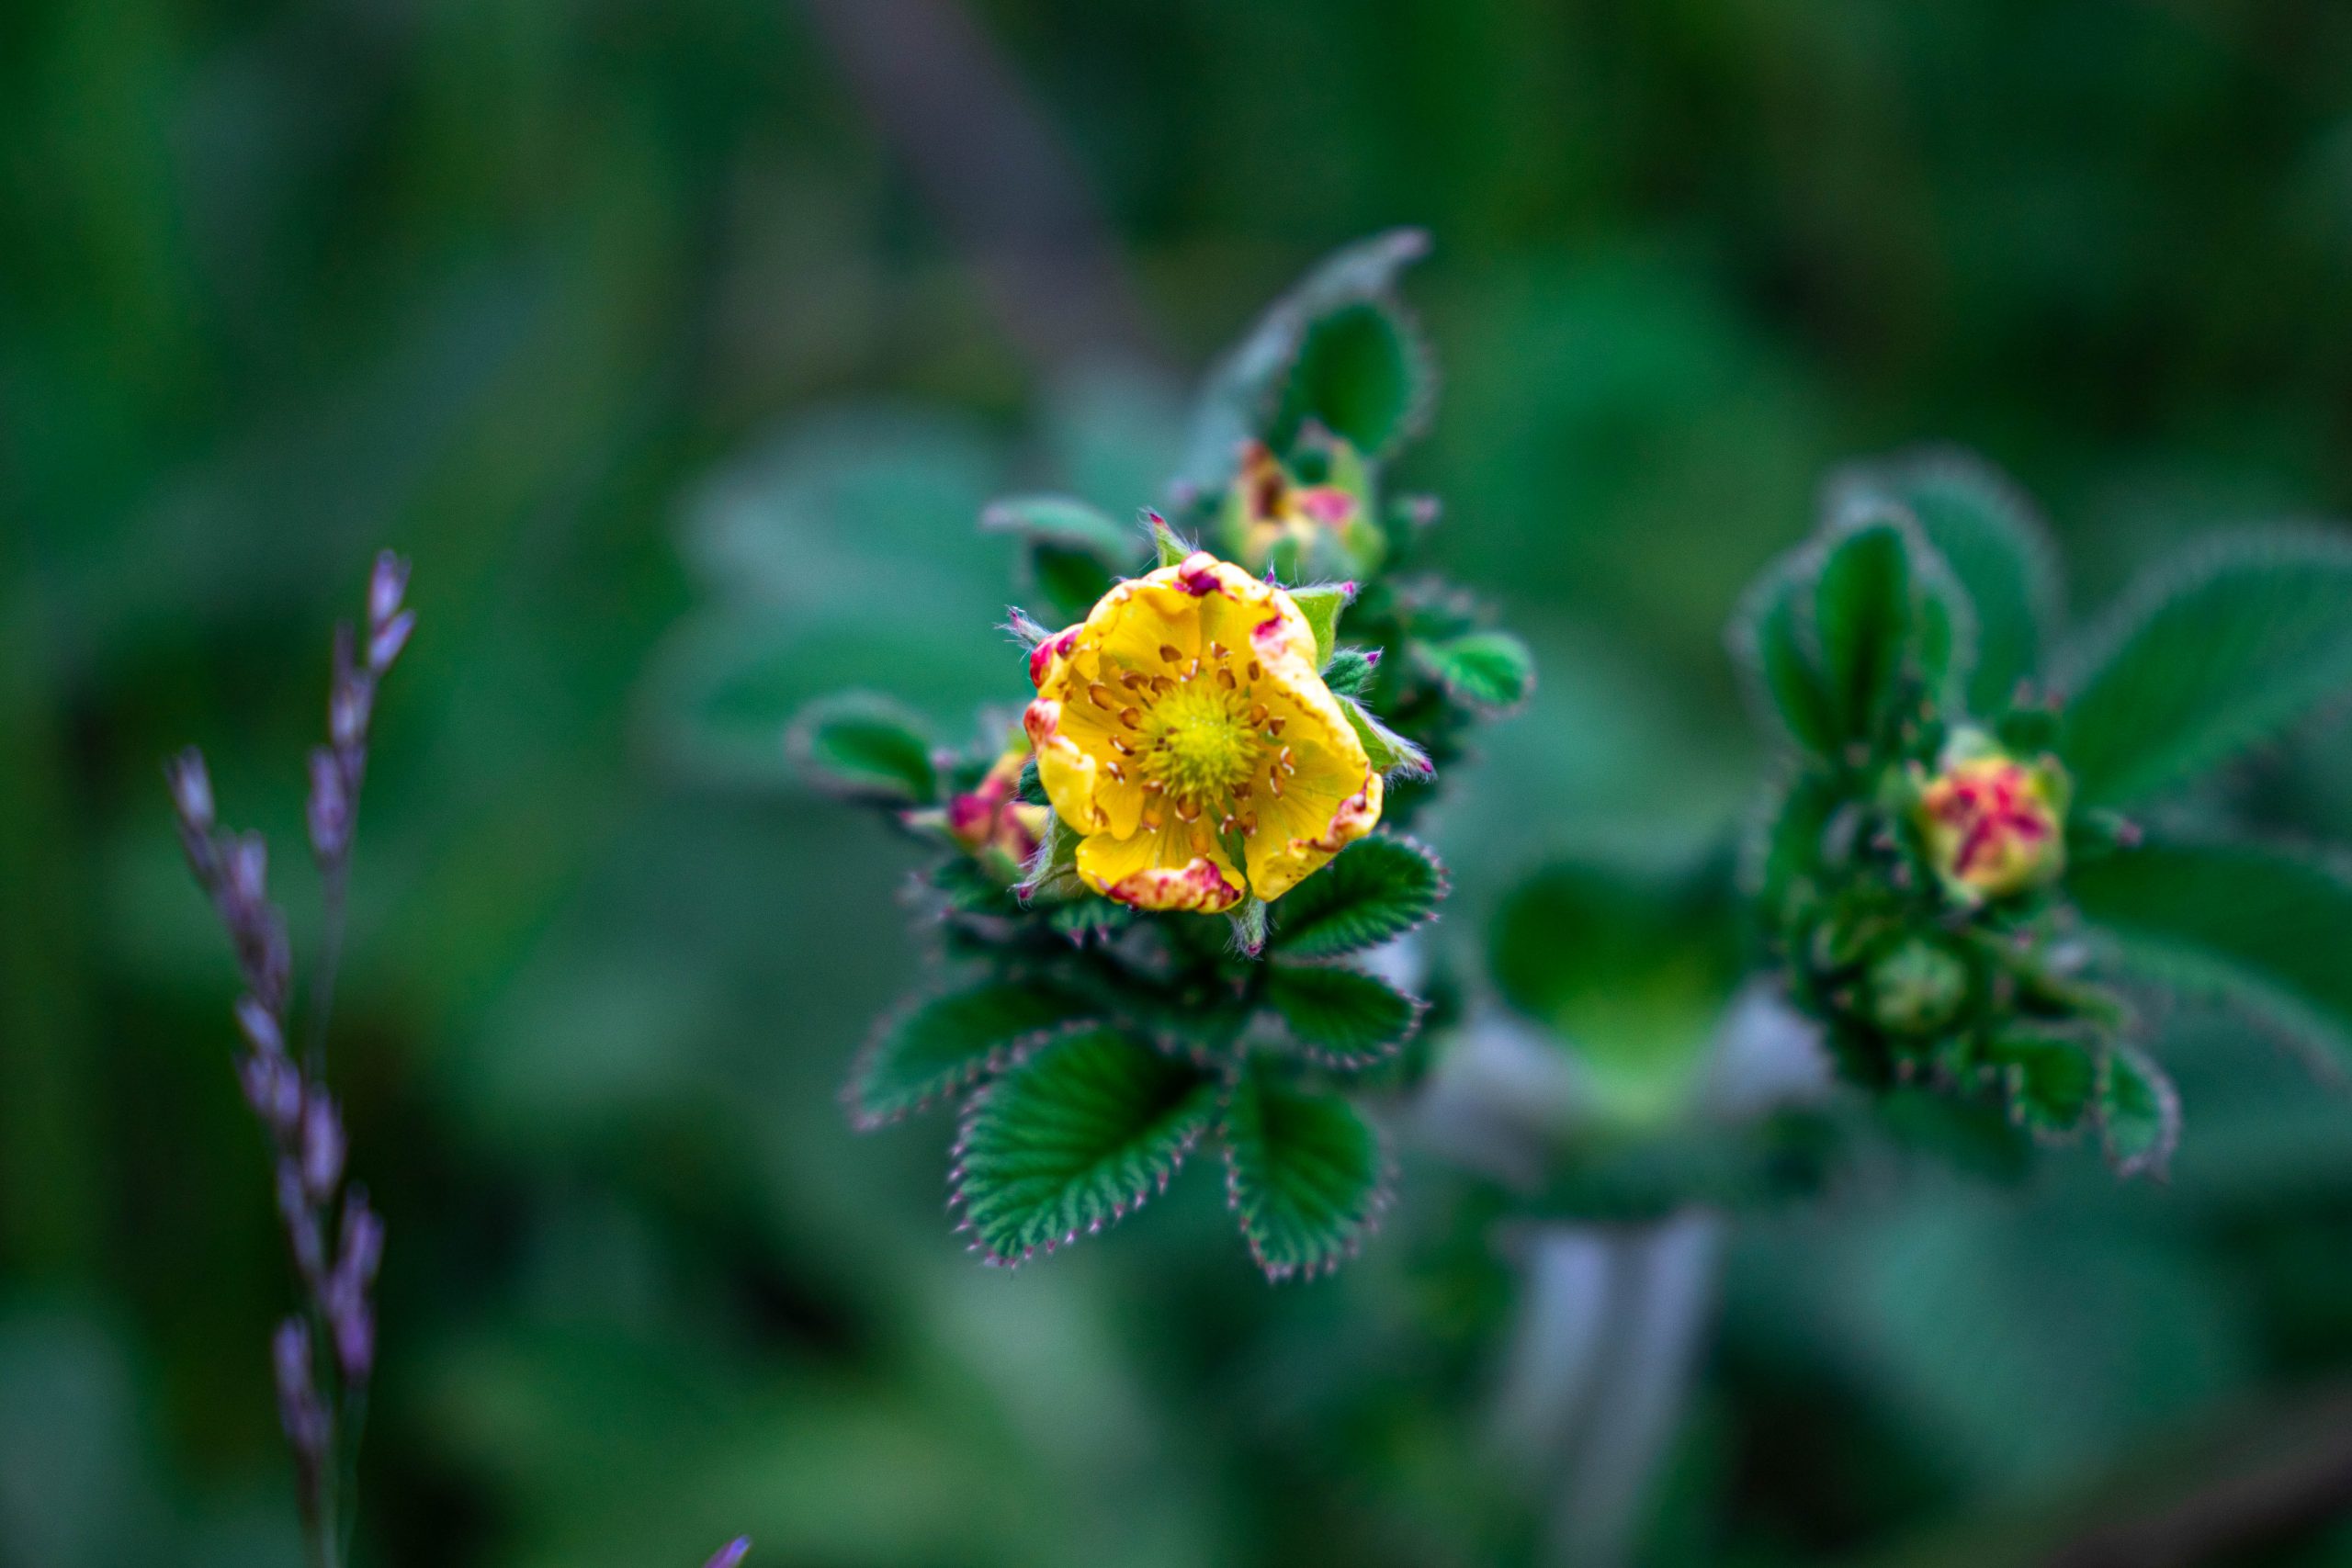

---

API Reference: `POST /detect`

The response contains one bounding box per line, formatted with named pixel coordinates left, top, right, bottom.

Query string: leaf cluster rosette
left=1732, top=447, right=2352, bottom=1178
left=794, top=233, right=1528, bottom=1278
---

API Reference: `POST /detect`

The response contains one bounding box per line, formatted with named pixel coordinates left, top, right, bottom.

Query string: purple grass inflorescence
left=166, top=550, right=411, bottom=1568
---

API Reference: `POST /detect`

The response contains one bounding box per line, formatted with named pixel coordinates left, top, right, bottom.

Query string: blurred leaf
left=1492, top=852, right=1741, bottom=1121
left=1984, top=1029, right=2097, bottom=1138
left=979, top=493, right=1134, bottom=562
left=1263, top=964, right=1423, bottom=1067
left=1220, top=1064, right=1387, bottom=1280
left=2058, top=530, right=2352, bottom=808
left=0, top=1310, right=160, bottom=1568
left=951, top=1030, right=1217, bottom=1264
left=2099, top=1042, right=2181, bottom=1179
left=1269, top=298, right=1435, bottom=461
left=1270, top=836, right=1446, bottom=961
left=1831, top=447, right=2062, bottom=715
left=847, top=980, right=1100, bottom=1129
left=1177, top=230, right=1431, bottom=495
left=2072, top=835, right=2352, bottom=1081
left=1731, top=564, right=1839, bottom=756
left=1814, top=520, right=1915, bottom=744
left=1409, top=631, right=1535, bottom=713
left=1026, top=544, right=1121, bottom=626
left=786, top=693, right=938, bottom=804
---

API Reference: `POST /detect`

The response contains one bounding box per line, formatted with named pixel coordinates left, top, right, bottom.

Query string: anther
left=1159, top=644, right=1182, bottom=663
left=1247, top=704, right=1268, bottom=727
left=1175, top=799, right=1201, bottom=823
left=1109, top=736, right=1135, bottom=755
left=1216, top=668, right=1236, bottom=691
left=1248, top=660, right=1262, bottom=682
left=1268, top=716, right=1286, bottom=736
left=1210, top=641, right=1228, bottom=660
left=1088, top=682, right=1114, bottom=709
left=1118, top=707, right=1141, bottom=729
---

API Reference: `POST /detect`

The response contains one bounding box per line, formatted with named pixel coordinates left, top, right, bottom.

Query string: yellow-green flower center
left=1147, top=679, right=1263, bottom=800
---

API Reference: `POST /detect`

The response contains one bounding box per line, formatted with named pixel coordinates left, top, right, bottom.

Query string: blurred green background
left=9, top=1, right=2352, bottom=1563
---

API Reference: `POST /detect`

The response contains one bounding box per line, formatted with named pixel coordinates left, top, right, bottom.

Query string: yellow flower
left=1221, top=440, right=1383, bottom=576
left=1914, top=735, right=2069, bottom=903
left=1023, top=551, right=1384, bottom=912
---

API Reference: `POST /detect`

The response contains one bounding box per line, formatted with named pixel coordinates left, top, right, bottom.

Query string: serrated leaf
left=1321, top=647, right=1378, bottom=699
left=1269, top=297, right=1434, bottom=460
left=787, top=693, right=937, bottom=804
left=2058, top=530, right=2352, bottom=808
left=1731, top=566, right=1838, bottom=756
left=1263, top=964, right=1423, bottom=1066
left=951, top=1030, right=1217, bottom=1263
left=1742, top=768, right=1842, bottom=930
left=1814, top=520, right=1914, bottom=744
left=847, top=981, right=1098, bottom=1128
left=1410, top=631, right=1534, bottom=713
left=1338, top=694, right=1431, bottom=780
left=2098, top=1042, right=2180, bottom=1179
left=1287, top=582, right=1354, bottom=666
left=1272, top=837, right=1446, bottom=960
left=1985, top=1029, right=2096, bottom=1138
left=2071, top=835, right=2352, bottom=1078
left=1222, top=1066, right=1387, bottom=1280
left=1830, top=448, right=2061, bottom=715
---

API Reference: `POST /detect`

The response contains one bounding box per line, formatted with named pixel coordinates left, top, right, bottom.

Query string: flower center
left=1148, top=680, right=1261, bottom=800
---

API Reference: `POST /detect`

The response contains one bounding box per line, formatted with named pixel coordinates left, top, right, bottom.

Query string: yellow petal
left=1077, top=821, right=1244, bottom=913
left=1246, top=767, right=1383, bottom=901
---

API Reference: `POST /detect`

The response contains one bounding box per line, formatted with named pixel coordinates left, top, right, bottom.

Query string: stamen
left=1174, top=799, right=1201, bottom=823
left=1279, top=746, right=1295, bottom=773
left=1159, top=644, right=1182, bottom=663
left=1143, top=780, right=1165, bottom=794
left=1109, top=736, right=1135, bottom=756
left=1239, top=810, right=1259, bottom=835
left=1210, top=641, right=1227, bottom=660
left=1248, top=660, right=1262, bottom=682
left=1106, top=761, right=1126, bottom=782
left=1121, top=672, right=1149, bottom=691
left=1118, top=707, right=1141, bottom=729
left=1232, top=782, right=1251, bottom=800
left=1268, top=716, right=1286, bottom=736
left=1088, top=682, right=1114, bottom=710
left=1151, top=676, right=1174, bottom=695
left=1247, top=704, right=1268, bottom=728
left=1216, top=668, right=1236, bottom=691
left=1268, top=773, right=1283, bottom=798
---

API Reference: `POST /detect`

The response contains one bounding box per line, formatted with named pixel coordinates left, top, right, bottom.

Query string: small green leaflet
left=1288, top=581, right=1355, bottom=667
left=1338, top=694, right=1431, bottom=780
left=951, top=1030, right=1218, bottom=1265
left=2098, top=1042, right=2180, bottom=1180
left=1221, top=1066, right=1388, bottom=1280
left=1984, top=1029, right=2097, bottom=1139
left=1409, top=631, right=1534, bottom=712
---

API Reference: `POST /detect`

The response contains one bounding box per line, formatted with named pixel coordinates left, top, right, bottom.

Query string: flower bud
left=299, top=1091, right=346, bottom=1201
left=1864, top=937, right=1971, bottom=1037
left=1914, top=734, right=2069, bottom=903
left=1216, top=439, right=1385, bottom=578
left=368, top=549, right=412, bottom=628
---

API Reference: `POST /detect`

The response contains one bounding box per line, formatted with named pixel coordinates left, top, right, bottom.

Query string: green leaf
left=1016, top=814, right=1085, bottom=901
left=847, top=981, right=1098, bottom=1128
left=1338, top=694, right=1432, bottom=780
left=1026, top=543, right=1119, bottom=626
left=1409, top=631, right=1534, bottom=713
left=1263, top=964, right=1423, bottom=1067
left=1221, top=1066, right=1388, bottom=1280
left=1272, top=836, right=1447, bottom=960
left=1984, top=1029, right=2097, bottom=1139
left=1321, top=647, right=1378, bottom=699
left=1269, top=297, right=1434, bottom=460
left=1176, top=230, right=1431, bottom=495
left=786, top=693, right=937, bottom=804
left=2058, top=530, right=2352, bottom=808
left=1813, top=519, right=1915, bottom=744
left=1830, top=448, right=2061, bottom=715
left=951, top=1030, right=1217, bottom=1264
left=1287, top=582, right=1354, bottom=666
left=1731, top=565, right=1838, bottom=756
left=979, top=493, right=1134, bottom=561
left=1492, top=852, right=1741, bottom=1121
left=2071, top=834, right=2352, bottom=1079
left=2098, top=1042, right=2180, bottom=1179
